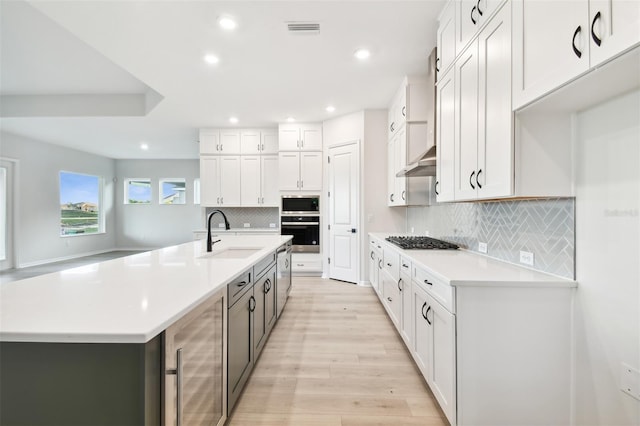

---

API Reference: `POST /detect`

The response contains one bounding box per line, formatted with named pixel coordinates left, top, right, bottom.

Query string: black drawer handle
left=387, top=297, right=393, bottom=302
left=378, top=259, right=383, bottom=269
left=401, top=190, right=406, bottom=201
left=371, top=251, right=375, bottom=260
left=572, top=26, right=583, bottom=58
left=477, top=0, right=483, bottom=16
left=477, top=169, right=482, bottom=189
left=424, top=279, right=433, bottom=286
left=236, top=281, right=248, bottom=287
left=436, top=57, right=440, bottom=73
left=435, top=181, right=439, bottom=195
left=425, top=306, right=432, bottom=325
left=249, top=296, right=256, bottom=312
left=387, top=263, right=392, bottom=267
left=402, top=263, right=409, bottom=269
left=470, top=171, right=476, bottom=189
left=398, top=278, right=403, bottom=292
left=401, top=106, right=406, bottom=117
left=421, top=302, right=428, bottom=319
left=591, top=11, right=602, bottom=46
left=471, top=5, right=477, bottom=25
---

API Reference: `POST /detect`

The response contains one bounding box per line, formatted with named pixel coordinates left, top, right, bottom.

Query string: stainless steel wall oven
left=281, top=196, right=320, bottom=253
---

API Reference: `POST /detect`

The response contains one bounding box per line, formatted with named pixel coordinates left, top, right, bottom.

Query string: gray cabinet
left=253, top=265, right=277, bottom=359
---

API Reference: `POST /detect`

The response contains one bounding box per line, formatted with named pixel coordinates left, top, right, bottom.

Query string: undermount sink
left=199, top=248, right=261, bottom=259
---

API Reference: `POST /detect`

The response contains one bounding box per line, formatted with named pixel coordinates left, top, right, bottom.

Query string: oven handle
left=281, top=222, right=320, bottom=225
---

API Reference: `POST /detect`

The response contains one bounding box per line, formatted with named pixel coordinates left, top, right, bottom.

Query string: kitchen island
left=0, top=234, right=292, bottom=426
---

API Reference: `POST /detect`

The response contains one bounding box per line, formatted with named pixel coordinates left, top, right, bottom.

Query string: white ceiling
left=0, top=0, right=444, bottom=159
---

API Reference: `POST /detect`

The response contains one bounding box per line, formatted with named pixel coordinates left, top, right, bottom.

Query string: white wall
left=573, top=90, right=640, bottom=425
left=115, top=159, right=202, bottom=249
left=322, top=110, right=405, bottom=284
left=0, top=131, right=116, bottom=266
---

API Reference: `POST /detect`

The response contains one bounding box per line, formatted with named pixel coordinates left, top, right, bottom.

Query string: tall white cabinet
left=278, top=123, right=323, bottom=192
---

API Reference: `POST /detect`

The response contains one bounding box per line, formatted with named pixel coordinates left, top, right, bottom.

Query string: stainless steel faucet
left=207, top=210, right=230, bottom=252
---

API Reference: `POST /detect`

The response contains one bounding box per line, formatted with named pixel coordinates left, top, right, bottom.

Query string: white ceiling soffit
left=0, top=0, right=443, bottom=159
left=0, top=0, right=163, bottom=118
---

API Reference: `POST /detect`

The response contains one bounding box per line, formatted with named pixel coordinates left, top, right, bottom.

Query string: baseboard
left=358, top=280, right=372, bottom=287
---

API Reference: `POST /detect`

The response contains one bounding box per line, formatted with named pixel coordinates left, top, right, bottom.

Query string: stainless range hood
left=396, top=47, right=437, bottom=178
left=397, top=145, right=436, bottom=177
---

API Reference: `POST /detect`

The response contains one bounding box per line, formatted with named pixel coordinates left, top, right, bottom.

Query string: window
left=194, top=178, right=201, bottom=205
left=125, top=179, right=152, bottom=204
left=59, top=171, right=103, bottom=236
left=160, top=179, right=186, bottom=205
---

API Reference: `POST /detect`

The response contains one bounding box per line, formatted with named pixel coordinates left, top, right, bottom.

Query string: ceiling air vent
left=286, top=22, right=320, bottom=35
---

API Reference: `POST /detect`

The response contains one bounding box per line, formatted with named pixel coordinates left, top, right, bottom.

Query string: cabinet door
left=260, top=155, right=279, bottom=206
left=477, top=3, right=513, bottom=199
left=387, top=139, right=396, bottom=206
left=219, top=130, right=241, bottom=154
left=589, top=0, right=640, bottom=67
left=395, top=128, right=408, bottom=205
left=220, top=156, right=241, bottom=206
left=278, top=152, right=300, bottom=191
left=427, top=294, right=456, bottom=425
left=200, top=156, right=221, bottom=206
left=454, top=40, right=480, bottom=201
left=227, top=289, right=254, bottom=413
left=261, top=129, right=279, bottom=154
left=369, top=248, right=379, bottom=291
left=382, top=270, right=401, bottom=327
left=199, top=129, right=220, bottom=154
left=264, top=266, right=277, bottom=336
left=278, top=125, right=300, bottom=151
left=253, top=274, right=268, bottom=358
left=399, top=270, right=413, bottom=346
left=300, top=152, right=323, bottom=191
left=300, top=124, right=322, bottom=150
left=458, top=0, right=481, bottom=53
left=412, top=283, right=431, bottom=377
left=512, top=0, right=590, bottom=109
left=240, top=130, right=261, bottom=155
left=388, top=97, right=398, bottom=139
left=240, top=156, right=261, bottom=206
left=436, top=70, right=456, bottom=202
left=437, top=0, right=457, bottom=79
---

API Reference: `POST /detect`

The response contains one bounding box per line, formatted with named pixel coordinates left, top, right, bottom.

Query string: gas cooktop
left=385, top=236, right=459, bottom=250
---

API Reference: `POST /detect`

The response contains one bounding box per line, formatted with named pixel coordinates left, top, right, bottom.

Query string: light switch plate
left=478, top=242, right=488, bottom=253
left=519, top=250, right=534, bottom=266
left=243, top=223, right=250, bottom=228
left=621, top=364, right=640, bottom=400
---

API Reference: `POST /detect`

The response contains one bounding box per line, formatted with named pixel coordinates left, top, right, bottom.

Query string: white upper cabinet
left=199, top=129, right=220, bottom=154
left=436, top=69, right=456, bottom=202
left=200, top=155, right=241, bottom=206
left=240, top=130, right=261, bottom=155
left=437, top=0, right=457, bottom=79
left=588, top=0, right=640, bottom=67
left=457, top=0, right=505, bottom=54
left=219, top=156, right=241, bottom=205
left=513, top=0, right=639, bottom=110
left=278, top=152, right=301, bottom=191
left=260, top=129, right=279, bottom=154
left=240, top=156, right=261, bottom=206
left=219, top=130, right=241, bottom=154
left=299, top=152, right=323, bottom=191
left=200, top=156, right=221, bottom=205
left=278, top=123, right=323, bottom=151
left=260, top=155, right=279, bottom=206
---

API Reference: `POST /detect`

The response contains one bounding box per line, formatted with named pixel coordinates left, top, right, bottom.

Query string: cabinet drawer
left=292, top=260, right=322, bottom=272
left=413, top=265, right=455, bottom=313
left=399, top=256, right=412, bottom=276
left=254, top=252, right=276, bottom=279
left=227, top=270, right=253, bottom=308
left=383, top=247, right=400, bottom=281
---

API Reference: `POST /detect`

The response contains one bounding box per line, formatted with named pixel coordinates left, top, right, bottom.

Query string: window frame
left=59, top=170, right=104, bottom=237
left=124, top=178, right=152, bottom=205
left=159, top=178, right=187, bottom=205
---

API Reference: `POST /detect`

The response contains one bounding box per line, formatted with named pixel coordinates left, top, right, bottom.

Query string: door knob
left=350, top=228, right=357, bottom=233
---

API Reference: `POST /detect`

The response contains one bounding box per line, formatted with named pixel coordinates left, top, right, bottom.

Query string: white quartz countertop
left=0, top=235, right=292, bottom=344
left=370, top=233, right=576, bottom=287
left=193, top=228, right=280, bottom=234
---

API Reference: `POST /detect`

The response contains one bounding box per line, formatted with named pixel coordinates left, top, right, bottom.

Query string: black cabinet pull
left=424, top=279, right=433, bottom=286
left=387, top=297, right=393, bottom=302
left=591, top=11, right=602, bottom=46
left=398, top=278, right=403, bottom=292
left=401, top=190, right=406, bottom=201
left=249, top=296, right=256, bottom=312
left=421, top=302, right=428, bottom=319
left=387, top=263, right=392, bottom=267
left=402, top=106, right=406, bottom=117
left=477, top=0, right=483, bottom=16
left=435, top=181, right=440, bottom=195
left=402, top=263, right=409, bottom=269
left=470, top=171, right=476, bottom=189
left=378, top=259, right=383, bottom=269
left=285, top=259, right=289, bottom=268
left=390, top=194, right=394, bottom=202
left=370, top=251, right=375, bottom=260
left=572, top=26, right=583, bottom=58
left=425, top=306, right=432, bottom=325
left=477, top=169, right=482, bottom=189
left=264, top=279, right=271, bottom=293
left=471, top=6, right=477, bottom=25
left=436, top=58, right=441, bottom=72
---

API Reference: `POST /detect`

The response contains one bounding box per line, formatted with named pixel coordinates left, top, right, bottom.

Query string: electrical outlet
left=410, top=227, right=415, bottom=234
left=425, top=230, right=430, bottom=236
left=243, top=223, right=250, bottom=228
left=621, top=364, right=640, bottom=400
left=269, top=223, right=276, bottom=228
left=519, top=250, right=534, bottom=266
left=478, top=242, right=488, bottom=253
left=218, top=223, right=225, bottom=228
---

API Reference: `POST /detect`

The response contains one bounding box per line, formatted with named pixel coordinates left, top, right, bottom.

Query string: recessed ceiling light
left=140, top=143, right=149, bottom=150
left=203, top=54, right=219, bottom=65
left=229, top=117, right=239, bottom=124
left=354, top=48, right=371, bottom=60
left=218, top=16, right=237, bottom=30
left=326, top=105, right=336, bottom=113
left=286, top=117, right=295, bottom=123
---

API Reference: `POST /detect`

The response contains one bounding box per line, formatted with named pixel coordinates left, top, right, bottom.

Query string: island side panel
left=0, top=336, right=161, bottom=426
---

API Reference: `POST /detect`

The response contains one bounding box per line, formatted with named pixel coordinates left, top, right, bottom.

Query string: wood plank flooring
left=227, top=277, right=447, bottom=426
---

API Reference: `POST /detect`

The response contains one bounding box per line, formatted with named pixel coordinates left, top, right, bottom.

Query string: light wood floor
left=227, top=277, right=448, bottom=426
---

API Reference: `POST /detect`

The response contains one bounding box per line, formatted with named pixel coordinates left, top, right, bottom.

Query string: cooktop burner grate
left=385, top=236, right=459, bottom=250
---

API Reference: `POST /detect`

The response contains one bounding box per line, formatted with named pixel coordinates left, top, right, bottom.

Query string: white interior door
left=328, top=142, right=359, bottom=283
left=0, top=159, right=15, bottom=270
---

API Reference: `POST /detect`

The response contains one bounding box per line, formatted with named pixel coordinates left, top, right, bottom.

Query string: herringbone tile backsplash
left=407, top=198, right=575, bottom=279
